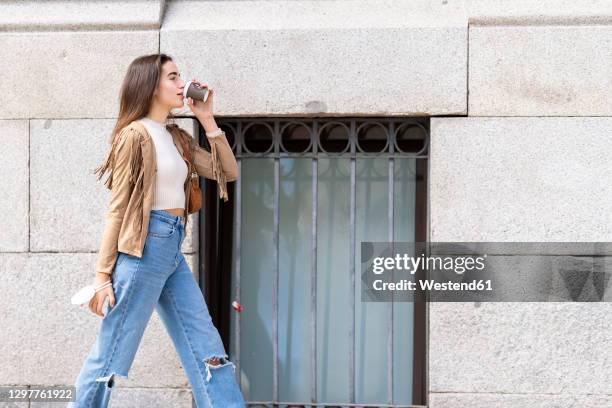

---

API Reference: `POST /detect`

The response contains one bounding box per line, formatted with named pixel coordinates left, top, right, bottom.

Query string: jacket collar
left=128, top=119, right=187, bottom=157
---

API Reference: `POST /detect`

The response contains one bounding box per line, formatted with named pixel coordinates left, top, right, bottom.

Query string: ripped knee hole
left=204, top=356, right=227, bottom=366
left=95, top=372, right=128, bottom=388
left=203, top=355, right=236, bottom=382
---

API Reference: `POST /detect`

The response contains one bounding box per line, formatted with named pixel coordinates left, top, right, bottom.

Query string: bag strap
left=169, top=126, right=195, bottom=175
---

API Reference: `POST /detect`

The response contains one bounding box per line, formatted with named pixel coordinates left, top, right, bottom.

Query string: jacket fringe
left=173, top=123, right=229, bottom=203
left=92, top=127, right=146, bottom=232
left=130, top=134, right=145, bottom=233
left=93, top=132, right=123, bottom=190
left=210, top=141, right=228, bottom=202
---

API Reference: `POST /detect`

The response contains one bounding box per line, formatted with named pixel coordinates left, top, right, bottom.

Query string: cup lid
left=183, top=80, right=193, bottom=99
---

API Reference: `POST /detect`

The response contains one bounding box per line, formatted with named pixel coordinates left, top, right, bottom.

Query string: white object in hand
left=71, top=285, right=95, bottom=305
left=71, top=280, right=113, bottom=306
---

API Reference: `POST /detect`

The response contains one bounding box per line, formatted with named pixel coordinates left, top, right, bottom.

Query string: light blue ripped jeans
left=69, top=209, right=245, bottom=408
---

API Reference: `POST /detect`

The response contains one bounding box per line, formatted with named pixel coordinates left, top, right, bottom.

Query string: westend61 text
left=373, top=279, right=493, bottom=291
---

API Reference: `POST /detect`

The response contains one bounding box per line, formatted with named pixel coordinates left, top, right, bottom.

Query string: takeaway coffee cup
left=183, top=80, right=210, bottom=103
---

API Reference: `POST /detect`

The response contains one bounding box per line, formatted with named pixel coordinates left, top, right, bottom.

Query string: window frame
left=197, top=117, right=429, bottom=407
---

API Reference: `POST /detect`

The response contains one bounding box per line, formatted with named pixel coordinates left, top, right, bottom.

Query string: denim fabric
left=69, top=209, right=245, bottom=408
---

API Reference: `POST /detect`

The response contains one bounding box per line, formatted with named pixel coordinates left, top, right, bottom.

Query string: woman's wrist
left=206, top=128, right=223, bottom=138
left=197, top=114, right=218, bottom=133
left=95, top=272, right=112, bottom=282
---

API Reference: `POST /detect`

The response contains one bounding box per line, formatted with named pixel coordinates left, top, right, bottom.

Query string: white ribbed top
left=138, top=117, right=188, bottom=210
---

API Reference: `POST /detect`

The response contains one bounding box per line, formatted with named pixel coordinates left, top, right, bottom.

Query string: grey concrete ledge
left=162, top=1, right=468, bottom=116
left=3, top=0, right=612, bottom=32
left=467, top=0, right=612, bottom=26
left=163, top=0, right=467, bottom=30
left=0, top=0, right=164, bottom=32
left=429, top=392, right=612, bottom=408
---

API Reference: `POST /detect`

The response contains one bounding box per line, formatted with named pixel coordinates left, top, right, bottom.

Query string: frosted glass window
left=232, top=156, right=418, bottom=405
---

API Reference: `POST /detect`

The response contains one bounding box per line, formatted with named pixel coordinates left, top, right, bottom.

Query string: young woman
left=69, top=53, right=245, bottom=408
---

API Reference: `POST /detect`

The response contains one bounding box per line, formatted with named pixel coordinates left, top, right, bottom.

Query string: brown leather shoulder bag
left=169, top=125, right=202, bottom=214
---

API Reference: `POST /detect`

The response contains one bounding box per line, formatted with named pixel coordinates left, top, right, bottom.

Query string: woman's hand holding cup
left=186, top=78, right=215, bottom=119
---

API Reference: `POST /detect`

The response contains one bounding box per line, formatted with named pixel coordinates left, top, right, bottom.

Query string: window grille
left=198, top=117, right=429, bottom=408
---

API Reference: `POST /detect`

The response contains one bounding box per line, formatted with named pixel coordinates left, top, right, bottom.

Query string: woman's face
left=153, top=60, right=186, bottom=110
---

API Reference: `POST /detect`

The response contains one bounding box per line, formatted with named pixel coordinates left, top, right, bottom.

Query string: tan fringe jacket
left=92, top=119, right=238, bottom=276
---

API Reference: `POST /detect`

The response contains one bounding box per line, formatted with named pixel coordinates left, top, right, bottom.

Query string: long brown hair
left=109, top=53, right=177, bottom=144
left=92, top=53, right=178, bottom=187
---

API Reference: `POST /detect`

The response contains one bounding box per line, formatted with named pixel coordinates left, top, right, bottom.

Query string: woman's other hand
left=89, top=273, right=116, bottom=317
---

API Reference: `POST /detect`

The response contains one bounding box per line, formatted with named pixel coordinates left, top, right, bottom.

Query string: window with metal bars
left=197, top=117, right=428, bottom=408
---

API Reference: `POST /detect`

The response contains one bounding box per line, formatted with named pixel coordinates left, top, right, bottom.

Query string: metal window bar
left=349, top=120, right=356, bottom=404
left=311, top=120, right=319, bottom=405
left=273, top=121, right=281, bottom=401
left=202, top=117, right=429, bottom=408
left=387, top=121, right=395, bottom=406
